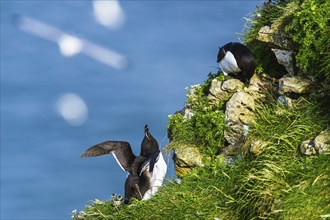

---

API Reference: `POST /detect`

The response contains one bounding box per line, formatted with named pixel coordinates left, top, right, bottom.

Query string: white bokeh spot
left=56, top=93, right=88, bottom=126
left=58, top=34, right=82, bottom=57
left=93, top=0, right=125, bottom=30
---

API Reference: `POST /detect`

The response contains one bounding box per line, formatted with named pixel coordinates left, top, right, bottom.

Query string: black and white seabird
left=217, top=42, right=256, bottom=84
left=80, top=125, right=167, bottom=204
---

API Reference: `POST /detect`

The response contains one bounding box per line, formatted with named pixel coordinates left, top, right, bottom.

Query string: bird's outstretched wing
left=80, top=141, right=135, bottom=172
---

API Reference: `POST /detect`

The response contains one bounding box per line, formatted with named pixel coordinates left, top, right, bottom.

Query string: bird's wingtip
left=80, top=151, right=94, bottom=158
left=144, top=124, right=149, bottom=132
left=80, top=153, right=87, bottom=158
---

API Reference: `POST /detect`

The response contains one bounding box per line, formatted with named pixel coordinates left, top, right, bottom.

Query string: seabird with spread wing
left=80, top=125, right=167, bottom=203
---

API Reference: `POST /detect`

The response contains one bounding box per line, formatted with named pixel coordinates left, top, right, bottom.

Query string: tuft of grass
left=280, top=152, right=330, bottom=220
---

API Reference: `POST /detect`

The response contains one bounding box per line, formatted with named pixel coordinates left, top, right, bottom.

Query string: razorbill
left=80, top=125, right=167, bottom=204
left=217, top=42, right=256, bottom=83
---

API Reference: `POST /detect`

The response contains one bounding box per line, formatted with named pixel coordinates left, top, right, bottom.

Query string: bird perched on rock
left=217, top=42, right=256, bottom=84
left=80, top=125, right=167, bottom=204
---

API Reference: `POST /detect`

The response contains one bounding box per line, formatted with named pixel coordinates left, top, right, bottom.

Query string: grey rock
left=208, top=78, right=223, bottom=97
left=314, top=129, right=330, bottom=153
left=278, top=76, right=313, bottom=95
left=225, top=91, right=255, bottom=124
left=221, top=79, right=245, bottom=93
left=222, top=74, right=273, bottom=154
left=257, top=24, right=296, bottom=50
left=208, top=78, right=244, bottom=103
left=174, top=106, right=194, bottom=120
left=257, top=25, right=273, bottom=43
left=224, top=121, right=246, bottom=146
left=277, top=95, right=294, bottom=108
left=300, top=128, right=330, bottom=155
left=171, top=143, right=204, bottom=178
left=224, top=91, right=255, bottom=147
left=247, top=73, right=274, bottom=100
left=271, top=49, right=295, bottom=76
left=300, top=140, right=318, bottom=156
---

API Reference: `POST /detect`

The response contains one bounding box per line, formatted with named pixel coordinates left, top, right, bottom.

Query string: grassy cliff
left=75, top=1, right=330, bottom=219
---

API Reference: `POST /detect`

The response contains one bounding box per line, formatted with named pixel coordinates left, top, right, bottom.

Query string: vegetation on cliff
left=244, top=0, right=330, bottom=81
left=167, top=74, right=226, bottom=157
left=75, top=1, right=330, bottom=219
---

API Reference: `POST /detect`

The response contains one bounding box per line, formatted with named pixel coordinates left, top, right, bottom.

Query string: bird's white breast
left=142, top=153, right=167, bottom=200
left=218, top=51, right=241, bottom=76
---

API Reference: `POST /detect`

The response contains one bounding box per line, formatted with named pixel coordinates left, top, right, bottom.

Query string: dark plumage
left=217, top=42, right=256, bottom=84
left=80, top=125, right=167, bottom=204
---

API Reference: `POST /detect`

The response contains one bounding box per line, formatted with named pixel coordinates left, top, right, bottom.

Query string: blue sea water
left=1, top=1, right=260, bottom=219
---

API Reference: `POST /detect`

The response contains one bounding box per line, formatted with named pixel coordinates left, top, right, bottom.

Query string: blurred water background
left=1, top=1, right=260, bottom=219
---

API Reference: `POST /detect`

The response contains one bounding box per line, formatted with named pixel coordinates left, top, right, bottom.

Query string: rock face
left=169, top=69, right=325, bottom=177
left=224, top=91, right=255, bottom=146
left=300, top=128, right=330, bottom=155
left=257, top=25, right=296, bottom=50
left=278, top=76, right=313, bottom=94
left=208, top=78, right=244, bottom=103
left=271, top=49, right=295, bottom=76
left=209, top=74, right=274, bottom=152
left=314, top=129, right=330, bottom=153
left=208, top=77, right=253, bottom=152
left=223, top=74, right=273, bottom=150
left=248, top=73, right=273, bottom=95
left=225, top=91, right=255, bottom=124
left=170, top=73, right=275, bottom=177
left=171, top=143, right=204, bottom=178
left=208, top=75, right=273, bottom=151
left=221, top=79, right=245, bottom=93
left=257, top=23, right=298, bottom=75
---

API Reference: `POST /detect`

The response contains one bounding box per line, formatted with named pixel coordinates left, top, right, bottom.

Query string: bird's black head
left=217, top=47, right=226, bottom=62
left=140, top=125, right=159, bottom=157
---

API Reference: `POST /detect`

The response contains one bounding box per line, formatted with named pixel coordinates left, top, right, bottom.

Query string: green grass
left=280, top=153, right=330, bottom=220
left=75, top=96, right=330, bottom=220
